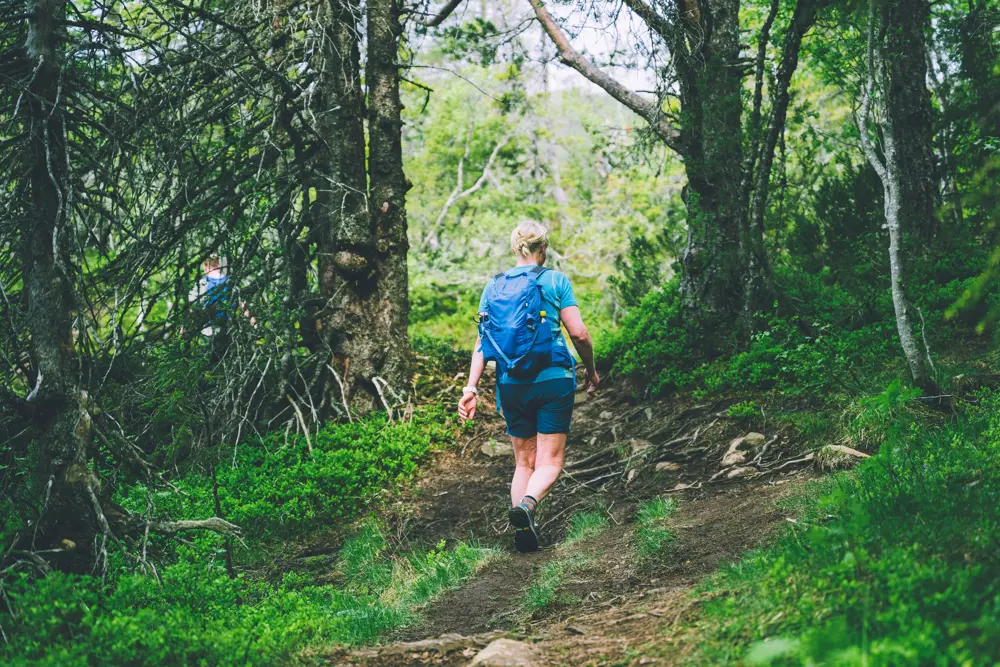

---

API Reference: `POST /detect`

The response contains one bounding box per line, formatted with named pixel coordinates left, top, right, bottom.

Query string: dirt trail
left=315, top=384, right=816, bottom=666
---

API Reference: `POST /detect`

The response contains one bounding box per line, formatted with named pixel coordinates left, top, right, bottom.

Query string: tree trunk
left=20, top=0, right=103, bottom=571
left=676, top=0, right=767, bottom=330
left=367, top=0, right=413, bottom=402
left=884, top=167, right=936, bottom=393
left=313, top=0, right=411, bottom=415
left=857, top=0, right=938, bottom=394
left=883, top=0, right=939, bottom=251
left=530, top=0, right=795, bottom=330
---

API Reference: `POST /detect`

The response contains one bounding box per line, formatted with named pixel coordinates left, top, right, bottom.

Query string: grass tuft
left=565, top=510, right=610, bottom=545
left=521, top=554, right=593, bottom=612
left=635, top=497, right=677, bottom=557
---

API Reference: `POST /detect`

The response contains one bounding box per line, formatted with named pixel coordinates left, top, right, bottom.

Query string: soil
left=309, top=381, right=821, bottom=666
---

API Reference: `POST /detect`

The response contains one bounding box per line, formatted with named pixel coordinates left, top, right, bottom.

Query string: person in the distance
left=458, top=220, right=599, bottom=553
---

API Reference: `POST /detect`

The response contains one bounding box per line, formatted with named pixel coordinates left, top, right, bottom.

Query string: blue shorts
left=498, top=378, right=576, bottom=438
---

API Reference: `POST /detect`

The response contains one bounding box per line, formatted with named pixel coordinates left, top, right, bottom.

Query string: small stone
left=480, top=438, right=513, bottom=458
left=727, top=466, right=756, bottom=479
left=645, top=407, right=653, bottom=421
left=672, top=482, right=692, bottom=491
left=627, top=468, right=639, bottom=483
left=630, top=438, right=652, bottom=455
left=815, top=444, right=870, bottom=471
left=655, top=461, right=682, bottom=472
left=721, top=437, right=748, bottom=467
left=470, top=638, right=546, bottom=667
left=825, top=444, right=870, bottom=458
left=574, top=391, right=588, bottom=405
left=721, top=432, right=766, bottom=468
left=600, top=410, right=614, bottom=420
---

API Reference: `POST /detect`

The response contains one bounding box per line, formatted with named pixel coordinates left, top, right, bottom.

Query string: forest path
left=315, top=385, right=816, bottom=666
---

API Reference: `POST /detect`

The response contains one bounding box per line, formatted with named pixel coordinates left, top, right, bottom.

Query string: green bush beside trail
left=0, top=408, right=492, bottom=666
left=690, top=386, right=1000, bottom=665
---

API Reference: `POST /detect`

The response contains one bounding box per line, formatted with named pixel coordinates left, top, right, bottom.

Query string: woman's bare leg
left=510, top=435, right=537, bottom=507
left=524, top=432, right=566, bottom=502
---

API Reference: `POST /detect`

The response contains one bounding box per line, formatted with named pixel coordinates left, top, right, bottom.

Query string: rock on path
left=470, top=638, right=547, bottom=667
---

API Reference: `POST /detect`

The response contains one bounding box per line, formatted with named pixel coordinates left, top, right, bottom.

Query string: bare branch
left=621, top=0, right=674, bottom=40
left=743, top=0, right=781, bottom=188
left=748, top=0, right=825, bottom=231
left=528, top=0, right=683, bottom=153
left=423, top=131, right=509, bottom=250
left=411, top=0, right=466, bottom=27
left=149, top=518, right=242, bottom=536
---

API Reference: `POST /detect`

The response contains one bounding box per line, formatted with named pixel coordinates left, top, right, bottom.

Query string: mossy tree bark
left=313, top=0, right=412, bottom=415
left=884, top=0, right=940, bottom=251
left=18, top=0, right=104, bottom=573
left=672, top=0, right=765, bottom=330
left=368, top=0, right=413, bottom=401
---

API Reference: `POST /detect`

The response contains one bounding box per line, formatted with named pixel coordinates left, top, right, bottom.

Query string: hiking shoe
left=508, top=502, right=540, bottom=553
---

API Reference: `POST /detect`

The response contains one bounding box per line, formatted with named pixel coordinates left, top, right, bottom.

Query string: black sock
left=521, top=495, right=538, bottom=512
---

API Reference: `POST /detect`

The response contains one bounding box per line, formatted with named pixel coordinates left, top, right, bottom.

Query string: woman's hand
left=458, top=391, right=478, bottom=422
left=585, top=368, right=600, bottom=394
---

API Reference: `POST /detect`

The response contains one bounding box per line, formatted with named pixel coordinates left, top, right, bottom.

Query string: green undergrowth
left=1, top=523, right=495, bottom=666
left=681, top=385, right=1000, bottom=665
left=1, top=407, right=477, bottom=666
left=521, top=553, right=594, bottom=613
left=635, top=497, right=677, bottom=558
left=117, top=407, right=454, bottom=553
left=600, top=259, right=997, bottom=400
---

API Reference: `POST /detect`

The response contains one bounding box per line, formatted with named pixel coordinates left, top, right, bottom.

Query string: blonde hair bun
left=510, top=220, right=549, bottom=258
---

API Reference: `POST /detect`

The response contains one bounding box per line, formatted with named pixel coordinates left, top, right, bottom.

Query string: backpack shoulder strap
left=528, top=266, right=549, bottom=276
left=493, top=272, right=506, bottom=281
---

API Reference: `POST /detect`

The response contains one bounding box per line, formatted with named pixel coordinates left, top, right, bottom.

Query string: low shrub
left=599, top=280, right=700, bottom=393
left=690, top=388, right=1000, bottom=665
left=1, top=524, right=494, bottom=666
left=122, top=408, right=453, bottom=543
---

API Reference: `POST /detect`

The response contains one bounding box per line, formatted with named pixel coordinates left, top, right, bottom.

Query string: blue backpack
left=478, top=266, right=555, bottom=380
left=203, top=275, right=230, bottom=319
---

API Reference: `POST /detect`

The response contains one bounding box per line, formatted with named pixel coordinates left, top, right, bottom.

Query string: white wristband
left=462, top=386, right=479, bottom=395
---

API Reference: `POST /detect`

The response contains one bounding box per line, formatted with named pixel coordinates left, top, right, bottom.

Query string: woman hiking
left=458, top=221, right=599, bottom=553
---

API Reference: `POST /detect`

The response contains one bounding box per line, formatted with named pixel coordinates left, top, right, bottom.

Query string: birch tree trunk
left=856, top=0, right=938, bottom=394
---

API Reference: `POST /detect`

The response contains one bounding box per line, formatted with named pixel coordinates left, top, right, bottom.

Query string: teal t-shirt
left=478, top=267, right=578, bottom=384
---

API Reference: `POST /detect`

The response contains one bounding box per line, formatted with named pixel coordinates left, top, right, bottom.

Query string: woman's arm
left=458, top=336, right=485, bottom=421
left=560, top=305, right=600, bottom=393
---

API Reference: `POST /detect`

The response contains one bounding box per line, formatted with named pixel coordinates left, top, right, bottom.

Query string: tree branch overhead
left=527, top=0, right=683, bottom=153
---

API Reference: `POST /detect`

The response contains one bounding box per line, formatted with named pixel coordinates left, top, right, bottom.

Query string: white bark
left=855, top=0, right=934, bottom=391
